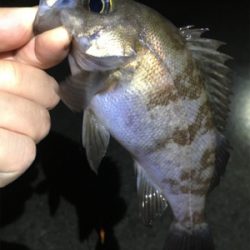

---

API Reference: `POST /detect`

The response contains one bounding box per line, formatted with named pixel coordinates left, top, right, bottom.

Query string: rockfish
left=34, top=0, right=231, bottom=249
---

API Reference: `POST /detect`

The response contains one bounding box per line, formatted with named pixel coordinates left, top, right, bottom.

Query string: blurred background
left=0, top=1, right=249, bottom=250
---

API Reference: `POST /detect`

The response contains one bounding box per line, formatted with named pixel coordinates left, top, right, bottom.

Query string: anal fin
left=135, top=162, right=168, bottom=226
left=82, top=109, right=110, bottom=173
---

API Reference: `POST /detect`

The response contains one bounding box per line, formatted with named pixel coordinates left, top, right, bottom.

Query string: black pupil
left=89, top=0, right=103, bottom=13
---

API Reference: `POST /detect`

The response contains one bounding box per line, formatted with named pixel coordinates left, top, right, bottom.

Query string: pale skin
left=0, top=7, right=71, bottom=187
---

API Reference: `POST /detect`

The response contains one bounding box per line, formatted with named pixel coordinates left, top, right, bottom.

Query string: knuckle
left=0, top=131, right=36, bottom=187
left=0, top=60, right=20, bottom=89
left=12, top=138, right=36, bottom=173
left=46, top=76, right=60, bottom=109
left=21, top=138, right=37, bottom=168
left=35, top=108, right=51, bottom=141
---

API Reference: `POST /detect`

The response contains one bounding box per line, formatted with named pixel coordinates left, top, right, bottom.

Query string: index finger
left=0, top=8, right=36, bottom=52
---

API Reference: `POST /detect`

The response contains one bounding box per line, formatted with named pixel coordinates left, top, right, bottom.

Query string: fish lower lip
left=76, top=36, right=91, bottom=51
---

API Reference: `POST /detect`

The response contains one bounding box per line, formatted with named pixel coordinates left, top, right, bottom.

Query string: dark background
left=0, top=1, right=250, bottom=250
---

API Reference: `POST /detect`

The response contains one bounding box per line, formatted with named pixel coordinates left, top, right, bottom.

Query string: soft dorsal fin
left=135, top=162, right=168, bottom=226
left=180, top=26, right=232, bottom=133
left=209, top=133, right=230, bottom=191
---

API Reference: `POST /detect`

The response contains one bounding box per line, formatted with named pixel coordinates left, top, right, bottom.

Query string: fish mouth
left=74, top=31, right=102, bottom=52
left=75, top=36, right=91, bottom=51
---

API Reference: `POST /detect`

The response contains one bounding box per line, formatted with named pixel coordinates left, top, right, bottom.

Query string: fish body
left=34, top=1, right=231, bottom=249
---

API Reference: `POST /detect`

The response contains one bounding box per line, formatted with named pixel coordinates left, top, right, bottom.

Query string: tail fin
left=164, top=222, right=215, bottom=250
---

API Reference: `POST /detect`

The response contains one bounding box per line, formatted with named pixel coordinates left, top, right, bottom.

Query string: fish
left=34, top=0, right=232, bottom=249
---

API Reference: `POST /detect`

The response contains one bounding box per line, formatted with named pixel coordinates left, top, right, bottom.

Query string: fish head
left=34, top=0, right=139, bottom=70
left=67, top=0, right=138, bottom=62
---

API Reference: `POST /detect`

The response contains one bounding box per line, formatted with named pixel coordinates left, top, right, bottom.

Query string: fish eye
left=88, top=0, right=112, bottom=14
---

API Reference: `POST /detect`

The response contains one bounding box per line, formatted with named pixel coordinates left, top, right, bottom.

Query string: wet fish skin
left=34, top=1, right=231, bottom=249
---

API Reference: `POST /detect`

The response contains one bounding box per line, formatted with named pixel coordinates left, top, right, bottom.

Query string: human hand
left=0, top=7, right=71, bottom=187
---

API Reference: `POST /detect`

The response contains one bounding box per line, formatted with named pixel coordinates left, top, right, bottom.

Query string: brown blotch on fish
left=182, top=211, right=205, bottom=225
left=201, top=148, right=215, bottom=169
left=162, top=178, right=180, bottom=194
left=174, top=59, right=204, bottom=100
left=198, top=100, right=214, bottom=131
left=180, top=171, right=190, bottom=181
left=180, top=186, right=189, bottom=194
left=180, top=185, right=209, bottom=196
left=191, top=186, right=210, bottom=195
left=148, top=133, right=172, bottom=152
left=172, top=128, right=191, bottom=145
left=172, top=100, right=214, bottom=146
left=151, top=100, right=213, bottom=150
left=192, top=211, right=205, bottom=224
left=205, top=112, right=214, bottom=130
left=179, top=168, right=212, bottom=195
left=146, top=84, right=179, bottom=111
left=162, top=175, right=210, bottom=195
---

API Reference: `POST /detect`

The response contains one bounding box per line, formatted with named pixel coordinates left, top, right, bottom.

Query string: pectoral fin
left=59, top=71, right=109, bottom=111
left=135, top=162, right=168, bottom=226
left=82, top=109, right=110, bottom=173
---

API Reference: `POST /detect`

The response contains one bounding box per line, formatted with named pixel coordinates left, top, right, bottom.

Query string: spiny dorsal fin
left=135, top=161, right=168, bottom=226
left=180, top=26, right=232, bottom=190
left=180, top=26, right=232, bottom=133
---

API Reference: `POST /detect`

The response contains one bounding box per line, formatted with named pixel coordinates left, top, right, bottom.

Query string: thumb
left=14, top=26, right=72, bottom=69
